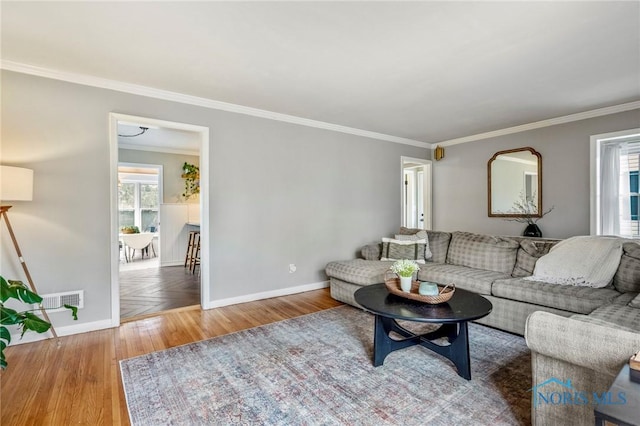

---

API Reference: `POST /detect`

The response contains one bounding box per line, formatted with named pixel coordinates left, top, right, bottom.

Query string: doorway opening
left=109, top=114, right=210, bottom=326
left=401, top=157, right=432, bottom=230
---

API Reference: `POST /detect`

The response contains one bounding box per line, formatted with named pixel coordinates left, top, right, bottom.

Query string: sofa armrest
left=361, top=243, right=381, bottom=260
left=525, top=311, right=640, bottom=376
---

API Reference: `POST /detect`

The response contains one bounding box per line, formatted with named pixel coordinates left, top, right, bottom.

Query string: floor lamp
left=1, top=165, right=58, bottom=339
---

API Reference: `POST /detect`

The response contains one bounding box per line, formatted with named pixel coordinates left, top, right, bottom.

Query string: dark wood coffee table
left=354, top=283, right=492, bottom=380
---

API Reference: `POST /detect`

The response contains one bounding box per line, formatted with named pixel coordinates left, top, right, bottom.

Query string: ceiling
left=2, top=2, right=639, bottom=145
left=118, top=124, right=201, bottom=155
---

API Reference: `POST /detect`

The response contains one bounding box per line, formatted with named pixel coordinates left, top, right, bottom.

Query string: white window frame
left=118, top=163, right=163, bottom=231
left=590, top=128, right=640, bottom=236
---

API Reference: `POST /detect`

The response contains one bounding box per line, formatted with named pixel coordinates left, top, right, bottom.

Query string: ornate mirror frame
left=488, top=147, right=542, bottom=218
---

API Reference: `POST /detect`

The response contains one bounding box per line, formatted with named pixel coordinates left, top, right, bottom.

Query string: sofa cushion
left=417, top=263, right=509, bottom=295
left=325, top=259, right=392, bottom=286
left=569, top=314, right=639, bottom=334
left=399, top=228, right=451, bottom=263
left=446, top=231, right=519, bottom=274
left=613, top=242, right=640, bottom=293
left=512, top=240, right=557, bottom=278
left=583, top=302, right=640, bottom=332
left=380, top=238, right=427, bottom=263
left=492, top=277, right=621, bottom=314
left=394, top=230, right=432, bottom=259
left=630, top=293, right=640, bottom=308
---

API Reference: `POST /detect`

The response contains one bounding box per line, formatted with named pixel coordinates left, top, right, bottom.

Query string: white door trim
left=109, top=113, right=210, bottom=326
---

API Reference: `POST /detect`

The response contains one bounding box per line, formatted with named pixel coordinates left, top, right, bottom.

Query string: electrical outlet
left=289, top=264, right=297, bottom=273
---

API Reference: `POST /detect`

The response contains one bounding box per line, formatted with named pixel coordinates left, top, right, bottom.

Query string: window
left=631, top=171, right=639, bottom=221
left=118, top=165, right=161, bottom=232
left=591, top=129, right=640, bottom=237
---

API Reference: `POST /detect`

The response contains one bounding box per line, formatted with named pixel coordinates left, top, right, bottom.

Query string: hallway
left=120, top=264, right=200, bottom=319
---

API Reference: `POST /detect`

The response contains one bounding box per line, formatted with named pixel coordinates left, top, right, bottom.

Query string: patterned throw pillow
left=380, top=238, right=427, bottom=264
left=629, top=293, right=640, bottom=309
left=394, top=230, right=432, bottom=260
left=512, top=240, right=557, bottom=277
left=613, top=242, right=640, bottom=293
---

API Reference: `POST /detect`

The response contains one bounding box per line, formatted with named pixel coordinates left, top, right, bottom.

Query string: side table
left=594, top=364, right=640, bottom=426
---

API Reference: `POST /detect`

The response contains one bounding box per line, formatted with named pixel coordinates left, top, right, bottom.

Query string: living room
left=1, top=2, right=639, bottom=425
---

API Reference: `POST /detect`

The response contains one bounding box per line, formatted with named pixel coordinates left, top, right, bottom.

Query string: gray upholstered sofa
left=525, top=240, right=640, bottom=425
left=326, top=228, right=640, bottom=425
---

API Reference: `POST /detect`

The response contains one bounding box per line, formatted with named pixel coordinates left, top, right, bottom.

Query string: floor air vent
left=38, top=290, right=84, bottom=312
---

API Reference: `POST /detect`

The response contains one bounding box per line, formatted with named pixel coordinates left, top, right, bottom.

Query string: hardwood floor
left=0, top=288, right=342, bottom=425
left=119, top=265, right=200, bottom=319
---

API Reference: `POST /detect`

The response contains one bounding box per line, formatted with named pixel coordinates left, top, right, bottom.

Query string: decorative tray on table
left=384, top=278, right=455, bottom=304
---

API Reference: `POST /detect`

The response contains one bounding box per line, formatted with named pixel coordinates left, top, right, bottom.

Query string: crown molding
left=432, top=101, right=640, bottom=148
left=1, top=60, right=429, bottom=148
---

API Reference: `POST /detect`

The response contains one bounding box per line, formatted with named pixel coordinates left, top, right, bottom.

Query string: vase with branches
left=505, top=193, right=554, bottom=237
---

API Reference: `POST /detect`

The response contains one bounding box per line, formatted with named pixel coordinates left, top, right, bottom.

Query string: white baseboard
left=8, top=319, right=114, bottom=346
left=203, top=281, right=329, bottom=309
left=8, top=283, right=330, bottom=343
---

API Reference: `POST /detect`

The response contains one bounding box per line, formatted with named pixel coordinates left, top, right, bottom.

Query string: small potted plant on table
left=390, top=259, right=420, bottom=292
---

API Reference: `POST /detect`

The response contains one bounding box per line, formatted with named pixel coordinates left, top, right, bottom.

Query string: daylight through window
left=118, top=168, right=160, bottom=232
left=593, top=129, right=640, bottom=237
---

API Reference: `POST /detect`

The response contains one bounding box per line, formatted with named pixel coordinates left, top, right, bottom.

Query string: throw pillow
left=398, top=227, right=423, bottom=235
left=380, top=238, right=427, bottom=264
left=512, top=240, right=557, bottom=278
left=629, top=293, right=640, bottom=309
left=394, top=230, right=433, bottom=260
left=613, top=242, right=640, bottom=293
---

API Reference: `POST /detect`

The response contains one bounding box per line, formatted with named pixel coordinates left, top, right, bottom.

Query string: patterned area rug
left=120, top=306, right=531, bottom=425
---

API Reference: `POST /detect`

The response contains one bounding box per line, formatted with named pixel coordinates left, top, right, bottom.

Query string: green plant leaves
left=0, top=306, right=21, bottom=325
left=0, top=277, right=43, bottom=304
left=181, top=162, right=200, bottom=199
left=0, top=326, right=11, bottom=344
left=21, top=313, right=51, bottom=337
left=64, top=304, right=78, bottom=321
left=0, top=340, right=6, bottom=370
left=0, top=275, right=79, bottom=369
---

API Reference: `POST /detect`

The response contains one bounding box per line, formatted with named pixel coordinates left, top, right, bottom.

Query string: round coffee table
left=354, top=283, right=492, bottom=380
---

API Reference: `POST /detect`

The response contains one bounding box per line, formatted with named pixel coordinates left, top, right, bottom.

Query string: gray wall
left=118, top=148, right=200, bottom=203
left=433, top=109, right=640, bottom=238
left=0, top=71, right=427, bottom=326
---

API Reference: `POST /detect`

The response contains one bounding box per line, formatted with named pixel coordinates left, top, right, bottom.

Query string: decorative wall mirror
left=488, top=147, right=542, bottom=217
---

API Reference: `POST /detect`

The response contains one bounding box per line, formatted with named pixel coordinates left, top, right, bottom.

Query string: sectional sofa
left=325, top=228, right=640, bottom=425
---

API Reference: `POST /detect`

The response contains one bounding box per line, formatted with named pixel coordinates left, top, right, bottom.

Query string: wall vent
left=37, top=290, right=84, bottom=313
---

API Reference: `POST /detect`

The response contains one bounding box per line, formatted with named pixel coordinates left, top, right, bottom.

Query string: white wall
left=433, top=109, right=640, bottom=238
left=0, top=71, right=428, bottom=328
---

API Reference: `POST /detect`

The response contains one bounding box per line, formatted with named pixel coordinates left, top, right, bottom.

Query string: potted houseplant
left=390, top=259, right=420, bottom=292
left=181, top=162, right=200, bottom=200
left=0, top=276, right=78, bottom=369
left=120, top=225, right=140, bottom=234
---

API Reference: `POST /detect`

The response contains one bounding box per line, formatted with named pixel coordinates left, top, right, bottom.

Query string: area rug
left=120, top=306, right=531, bottom=425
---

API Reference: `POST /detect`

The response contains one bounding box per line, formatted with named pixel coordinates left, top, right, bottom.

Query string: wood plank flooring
left=119, top=265, right=200, bottom=319
left=0, top=288, right=342, bottom=425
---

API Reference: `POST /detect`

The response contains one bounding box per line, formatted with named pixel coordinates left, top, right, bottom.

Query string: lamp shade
left=0, top=166, right=34, bottom=201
